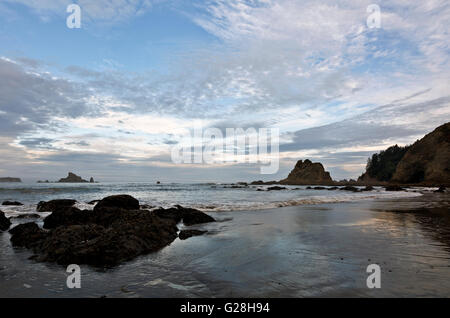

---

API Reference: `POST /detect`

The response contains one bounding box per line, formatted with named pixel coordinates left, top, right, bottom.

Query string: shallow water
left=1, top=192, right=449, bottom=297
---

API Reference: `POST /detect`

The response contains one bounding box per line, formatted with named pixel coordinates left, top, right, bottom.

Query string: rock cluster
left=9, top=195, right=215, bottom=267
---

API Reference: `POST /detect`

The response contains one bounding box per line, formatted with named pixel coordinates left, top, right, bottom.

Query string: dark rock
left=340, top=186, right=360, bottom=192
left=434, top=186, right=446, bottom=193
left=58, top=172, right=89, bottom=183
left=140, top=204, right=154, bottom=209
left=89, top=177, right=95, bottom=183
left=327, top=186, right=339, bottom=190
left=13, top=214, right=40, bottom=219
left=8, top=195, right=215, bottom=267
left=361, top=185, right=374, bottom=191
left=153, top=205, right=215, bottom=226
left=179, top=230, right=207, bottom=240
left=280, top=159, right=333, bottom=185
left=177, top=206, right=215, bottom=226
left=10, top=208, right=179, bottom=267
left=0, top=210, right=11, bottom=231
left=267, top=186, right=287, bottom=191
left=37, top=199, right=77, bottom=212
left=306, top=186, right=312, bottom=189
left=9, top=222, right=47, bottom=247
left=251, top=180, right=265, bottom=185
left=256, top=188, right=264, bottom=191
left=93, top=195, right=140, bottom=212
left=2, top=201, right=23, bottom=206
left=385, top=185, right=405, bottom=191
left=43, top=207, right=91, bottom=229
left=313, top=186, right=327, bottom=190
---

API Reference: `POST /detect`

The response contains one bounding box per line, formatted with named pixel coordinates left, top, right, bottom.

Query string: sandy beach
left=1, top=192, right=449, bottom=298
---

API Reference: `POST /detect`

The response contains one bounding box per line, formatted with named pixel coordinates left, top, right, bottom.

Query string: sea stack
left=58, top=172, right=88, bottom=183
left=280, top=159, right=333, bottom=185
left=90, top=177, right=95, bottom=183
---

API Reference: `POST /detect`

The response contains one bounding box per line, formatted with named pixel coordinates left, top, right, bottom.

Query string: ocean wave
left=190, top=191, right=424, bottom=212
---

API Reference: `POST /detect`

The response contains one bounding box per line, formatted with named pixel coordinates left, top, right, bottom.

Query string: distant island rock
left=58, top=172, right=95, bottom=183
left=280, top=159, right=333, bottom=185
left=0, top=177, right=21, bottom=183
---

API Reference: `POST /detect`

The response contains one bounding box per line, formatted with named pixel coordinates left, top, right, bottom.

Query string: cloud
left=0, top=57, right=96, bottom=138
left=2, top=0, right=162, bottom=24
left=0, top=1, right=449, bottom=181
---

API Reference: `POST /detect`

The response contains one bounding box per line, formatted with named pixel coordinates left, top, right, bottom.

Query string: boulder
left=179, top=230, right=207, bottom=240
left=340, top=186, right=360, bottom=192
left=267, top=186, right=287, bottom=191
left=9, top=222, right=47, bottom=247
left=2, top=201, right=23, bottom=206
left=43, top=207, right=91, bottom=229
left=361, top=185, right=374, bottom=191
left=153, top=205, right=216, bottom=226
left=37, top=199, right=77, bottom=212
left=93, top=195, right=140, bottom=212
left=385, top=185, right=405, bottom=191
left=280, top=159, right=333, bottom=185
left=175, top=205, right=215, bottom=226
left=434, top=186, right=446, bottom=193
left=0, top=211, right=11, bottom=231
left=13, top=213, right=41, bottom=219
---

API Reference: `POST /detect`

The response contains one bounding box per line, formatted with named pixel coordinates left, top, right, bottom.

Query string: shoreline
left=1, top=192, right=449, bottom=297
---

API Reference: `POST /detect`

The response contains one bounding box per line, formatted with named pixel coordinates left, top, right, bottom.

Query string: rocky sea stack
left=280, top=159, right=333, bottom=185
left=9, top=195, right=215, bottom=267
left=58, top=172, right=94, bottom=183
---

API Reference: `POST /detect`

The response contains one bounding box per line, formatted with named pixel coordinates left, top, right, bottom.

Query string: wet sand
left=1, top=193, right=450, bottom=297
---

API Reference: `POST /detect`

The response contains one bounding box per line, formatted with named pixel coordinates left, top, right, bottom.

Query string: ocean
left=0, top=182, right=423, bottom=217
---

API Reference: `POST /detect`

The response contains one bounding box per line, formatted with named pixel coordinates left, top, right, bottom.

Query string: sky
left=0, top=0, right=449, bottom=182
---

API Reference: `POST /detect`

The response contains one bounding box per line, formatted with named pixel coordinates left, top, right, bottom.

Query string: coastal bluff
left=0, top=177, right=21, bottom=183
left=280, top=159, right=333, bottom=185
left=358, top=122, right=450, bottom=186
